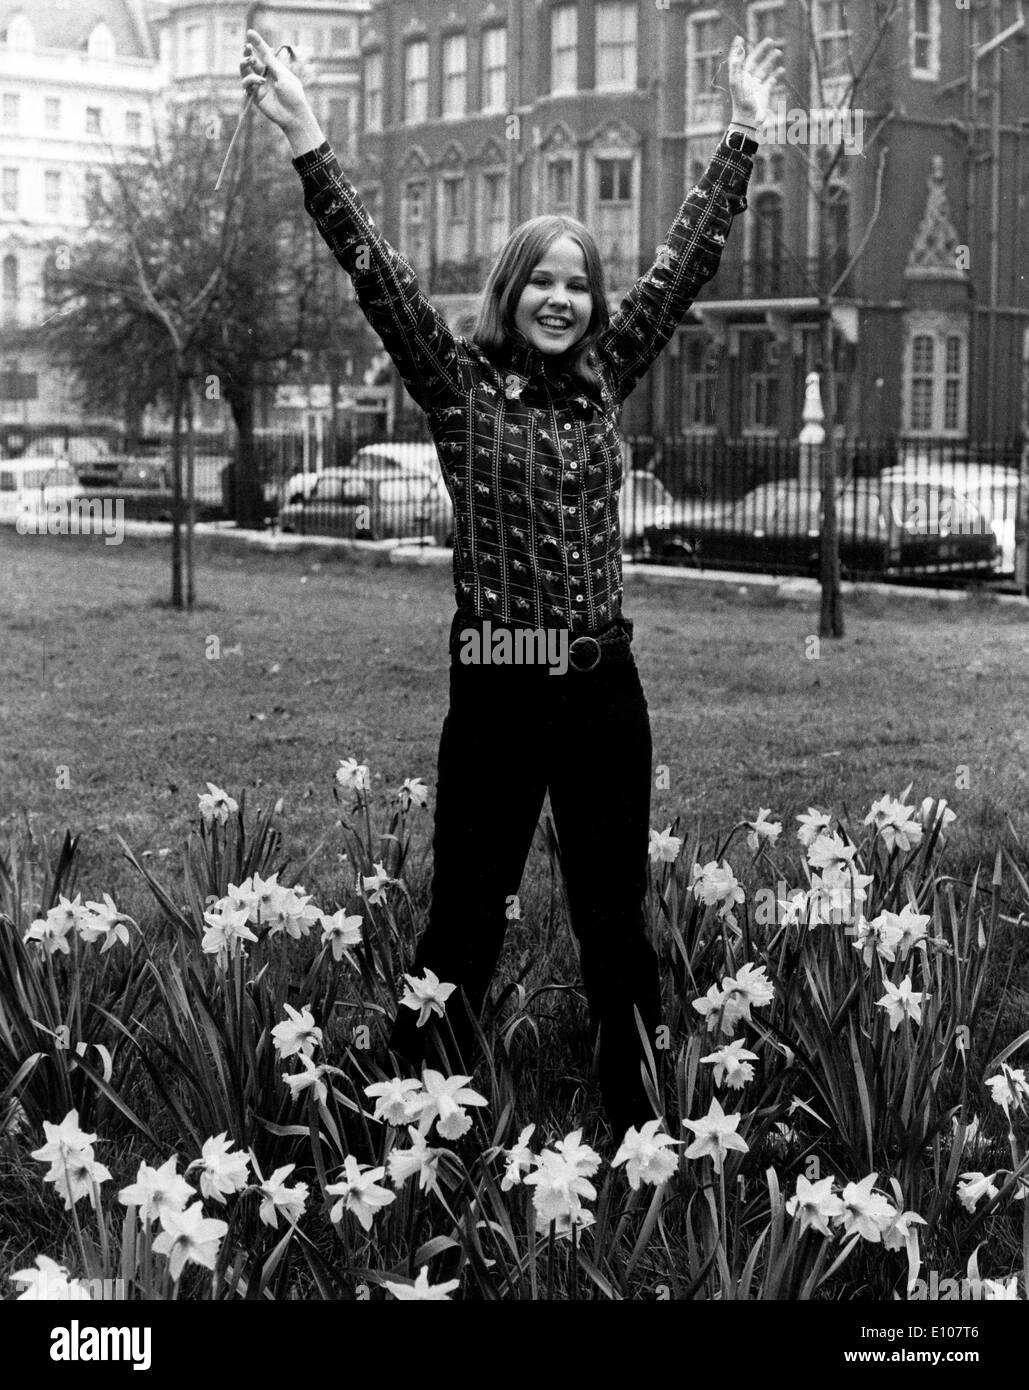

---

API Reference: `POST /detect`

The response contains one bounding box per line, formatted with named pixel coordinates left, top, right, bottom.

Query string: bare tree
left=43, top=102, right=246, bottom=608
left=751, top=1, right=901, bottom=636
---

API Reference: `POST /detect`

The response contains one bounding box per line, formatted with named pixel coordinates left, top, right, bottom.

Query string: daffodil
left=689, top=860, right=746, bottom=928
left=197, top=782, right=238, bottom=826
left=152, top=1202, right=229, bottom=1281
left=397, top=777, right=429, bottom=810
left=721, top=962, right=775, bottom=1021
left=257, top=1165, right=308, bottom=1229
left=319, top=909, right=363, bottom=961
left=282, top=1054, right=330, bottom=1105
left=336, top=758, right=370, bottom=793
left=956, top=1171, right=999, bottom=1213
left=648, top=825, right=682, bottom=864
left=398, top=967, right=457, bottom=1027
left=852, top=913, right=905, bottom=967
left=406, top=1069, right=487, bottom=1141
left=201, top=903, right=257, bottom=959
left=863, top=792, right=923, bottom=853
left=807, top=831, right=857, bottom=871
left=682, top=1098, right=749, bottom=1173
left=23, top=897, right=88, bottom=956
left=875, top=976, right=927, bottom=1031
left=499, top=1124, right=537, bottom=1190
left=365, top=1076, right=425, bottom=1125
left=835, top=1174, right=896, bottom=1242
left=80, top=893, right=134, bottom=951
left=386, top=1126, right=442, bottom=1194
left=523, top=1150, right=597, bottom=1230
left=326, top=1156, right=396, bottom=1231
left=118, top=1156, right=193, bottom=1226
left=795, top=807, right=832, bottom=847
left=10, top=1254, right=93, bottom=1301
left=985, top=1063, right=1029, bottom=1116
left=745, top=808, right=782, bottom=852
left=362, top=861, right=391, bottom=905
left=691, top=983, right=747, bottom=1038
left=30, top=1110, right=111, bottom=1210
left=785, top=1175, right=844, bottom=1237
left=383, top=1266, right=460, bottom=1299
left=611, top=1119, right=680, bottom=1189
left=189, top=1133, right=250, bottom=1203
left=271, top=1003, right=323, bottom=1059
left=920, top=797, right=956, bottom=832
left=700, top=1038, right=758, bottom=1089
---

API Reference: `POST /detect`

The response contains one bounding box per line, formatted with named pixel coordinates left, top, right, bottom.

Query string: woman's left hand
left=727, top=34, right=786, bottom=129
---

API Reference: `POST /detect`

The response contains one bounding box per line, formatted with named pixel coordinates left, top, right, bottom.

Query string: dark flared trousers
left=388, top=611, right=662, bottom=1137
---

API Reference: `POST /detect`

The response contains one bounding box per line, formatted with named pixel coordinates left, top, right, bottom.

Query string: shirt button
left=571, top=550, right=580, bottom=559
left=569, top=462, right=577, bottom=470
left=575, top=595, right=583, bottom=602
left=564, top=423, right=572, bottom=430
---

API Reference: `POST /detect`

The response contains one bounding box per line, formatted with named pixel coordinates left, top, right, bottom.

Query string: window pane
left=910, top=379, right=933, bottom=430
left=944, top=379, right=960, bottom=431
left=596, top=1, right=637, bottom=88
left=552, top=3, right=578, bottom=91
left=911, top=335, right=934, bottom=374
left=442, top=34, right=467, bottom=115
left=482, top=26, right=507, bottom=110
left=945, top=335, right=961, bottom=375
left=404, top=40, right=428, bottom=123
left=689, top=16, right=723, bottom=123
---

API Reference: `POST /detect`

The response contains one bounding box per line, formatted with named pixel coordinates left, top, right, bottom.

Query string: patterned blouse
left=293, top=128, right=755, bottom=633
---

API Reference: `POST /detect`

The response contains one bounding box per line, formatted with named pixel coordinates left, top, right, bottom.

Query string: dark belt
left=450, top=609, right=634, bottom=672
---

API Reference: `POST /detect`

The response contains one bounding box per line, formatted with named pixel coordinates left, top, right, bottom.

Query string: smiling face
left=512, top=235, right=593, bottom=357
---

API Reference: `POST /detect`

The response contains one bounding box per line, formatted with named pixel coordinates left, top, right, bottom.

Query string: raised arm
left=597, top=35, right=784, bottom=406
left=240, top=29, right=463, bottom=414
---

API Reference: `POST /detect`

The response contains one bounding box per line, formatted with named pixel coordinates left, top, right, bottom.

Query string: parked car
left=641, top=478, right=999, bottom=577
left=877, top=462, right=1020, bottom=573
left=619, top=469, right=731, bottom=544
left=279, top=462, right=453, bottom=545
left=31, top=434, right=111, bottom=462
left=0, top=457, right=85, bottom=526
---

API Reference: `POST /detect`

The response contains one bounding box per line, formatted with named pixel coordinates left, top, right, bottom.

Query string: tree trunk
left=170, top=369, right=184, bottom=609
left=819, top=207, right=844, bottom=639
left=185, top=375, right=196, bottom=611
left=229, top=390, right=265, bottom=531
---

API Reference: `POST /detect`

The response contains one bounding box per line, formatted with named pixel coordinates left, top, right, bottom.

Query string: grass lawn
left=1, top=526, right=1028, bottom=926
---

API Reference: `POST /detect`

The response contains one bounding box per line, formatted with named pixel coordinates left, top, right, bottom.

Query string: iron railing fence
left=5, top=421, right=1023, bottom=588
left=622, top=434, right=1025, bottom=586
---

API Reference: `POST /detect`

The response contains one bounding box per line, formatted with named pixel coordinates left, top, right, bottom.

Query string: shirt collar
left=506, top=336, right=545, bottom=381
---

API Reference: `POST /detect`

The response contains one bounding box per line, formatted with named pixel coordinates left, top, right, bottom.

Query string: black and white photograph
left=1, top=0, right=1028, bottom=1348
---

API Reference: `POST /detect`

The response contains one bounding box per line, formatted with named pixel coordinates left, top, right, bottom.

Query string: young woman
left=241, top=28, right=784, bottom=1141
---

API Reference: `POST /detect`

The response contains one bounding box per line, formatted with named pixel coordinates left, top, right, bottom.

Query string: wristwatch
left=726, top=126, right=759, bottom=153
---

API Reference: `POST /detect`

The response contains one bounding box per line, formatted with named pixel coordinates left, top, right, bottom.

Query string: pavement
left=5, top=516, right=1028, bottom=606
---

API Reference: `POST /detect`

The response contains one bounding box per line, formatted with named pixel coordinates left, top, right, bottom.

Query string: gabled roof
left=0, top=0, right=152, bottom=61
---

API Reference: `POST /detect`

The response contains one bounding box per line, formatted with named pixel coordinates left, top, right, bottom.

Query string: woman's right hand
left=239, top=28, right=312, bottom=134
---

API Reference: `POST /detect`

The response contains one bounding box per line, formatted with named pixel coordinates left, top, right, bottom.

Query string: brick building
left=351, top=0, right=1029, bottom=443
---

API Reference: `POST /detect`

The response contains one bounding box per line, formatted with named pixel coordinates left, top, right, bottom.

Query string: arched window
left=7, top=13, right=34, bottom=50
left=87, top=22, right=115, bottom=61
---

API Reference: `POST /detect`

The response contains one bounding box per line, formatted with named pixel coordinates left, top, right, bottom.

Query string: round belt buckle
left=569, top=635, right=602, bottom=671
